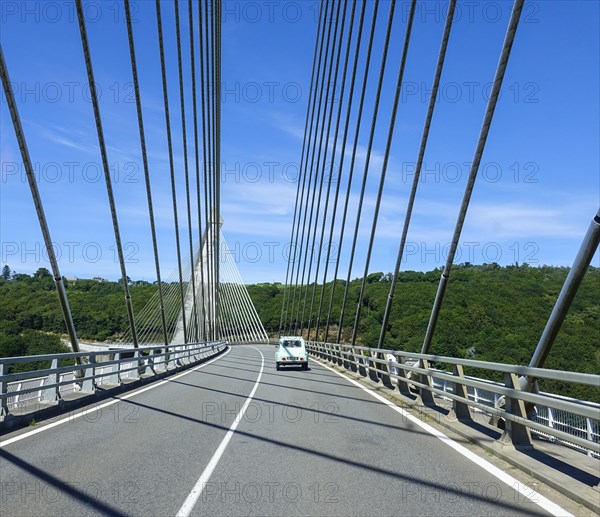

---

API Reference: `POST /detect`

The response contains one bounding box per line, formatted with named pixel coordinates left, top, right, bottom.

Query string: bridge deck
left=0, top=345, right=575, bottom=516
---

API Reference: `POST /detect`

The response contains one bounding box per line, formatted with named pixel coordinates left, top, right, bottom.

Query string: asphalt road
left=1, top=344, right=559, bottom=516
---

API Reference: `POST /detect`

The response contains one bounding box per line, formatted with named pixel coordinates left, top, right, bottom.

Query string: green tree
left=2, top=265, right=11, bottom=280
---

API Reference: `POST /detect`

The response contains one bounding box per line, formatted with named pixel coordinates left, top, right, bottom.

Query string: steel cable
left=278, top=4, right=326, bottom=337
left=350, top=0, right=416, bottom=347
left=76, top=0, right=139, bottom=348
left=420, top=0, right=525, bottom=354
left=378, top=0, right=456, bottom=348
left=155, top=0, right=188, bottom=343
left=332, top=0, right=381, bottom=343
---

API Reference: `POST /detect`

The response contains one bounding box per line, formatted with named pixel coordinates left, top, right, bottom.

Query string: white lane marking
left=176, top=346, right=265, bottom=517
left=311, top=357, right=572, bottom=517
left=1, top=347, right=232, bottom=448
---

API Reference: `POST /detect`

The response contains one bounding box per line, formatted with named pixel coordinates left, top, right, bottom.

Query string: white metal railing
left=1, top=341, right=227, bottom=418
left=426, top=375, right=599, bottom=458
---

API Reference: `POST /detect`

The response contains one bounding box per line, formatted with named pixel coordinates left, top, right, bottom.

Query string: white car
left=275, top=336, right=308, bottom=370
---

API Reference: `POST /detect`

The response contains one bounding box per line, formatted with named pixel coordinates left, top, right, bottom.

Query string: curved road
left=1, top=345, right=565, bottom=516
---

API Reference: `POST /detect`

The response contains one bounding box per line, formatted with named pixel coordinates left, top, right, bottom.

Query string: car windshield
left=284, top=340, right=301, bottom=347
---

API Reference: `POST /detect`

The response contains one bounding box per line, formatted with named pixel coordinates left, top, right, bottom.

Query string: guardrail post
left=164, top=346, right=170, bottom=369
left=147, top=352, right=157, bottom=375
left=107, top=353, right=121, bottom=385
left=347, top=347, right=358, bottom=373
left=157, top=347, right=166, bottom=372
left=451, top=364, right=472, bottom=421
left=81, top=356, right=95, bottom=393
left=0, top=363, right=9, bottom=416
left=337, top=345, right=345, bottom=367
left=419, top=359, right=436, bottom=407
left=42, top=359, right=61, bottom=403
left=586, top=418, right=594, bottom=458
left=394, top=356, right=412, bottom=396
left=377, top=352, right=393, bottom=389
left=367, top=351, right=379, bottom=383
left=499, top=372, right=532, bottom=448
left=356, top=349, right=367, bottom=378
left=334, top=344, right=342, bottom=366
left=131, top=351, right=142, bottom=380
left=325, top=343, right=333, bottom=362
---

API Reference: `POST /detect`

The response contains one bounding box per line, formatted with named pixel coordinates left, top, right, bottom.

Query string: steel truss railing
left=307, top=341, right=599, bottom=457
left=0, top=341, right=227, bottom=418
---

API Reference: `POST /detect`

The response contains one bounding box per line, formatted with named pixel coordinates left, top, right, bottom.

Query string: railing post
left=336, top=345, right=345, bottom=369
left=367, top=351, right=379, bottom=383
left=377, top=352, right=393, bottom=389
left=81, top=355, right=95, bottom=393
left=164, top=346, right=170, bottom=369
left=419, top=359, right=436, bottom=407
left=352, top=348, right=367, bottom=377
left=324, top=343, right=332, bottom=362
left=498, top=372, right=532, bottom=448
left=148, top=351, right=157, bottom=375
left=347, top=347, right=357, bottom=373
left=546, top=407, right=556, bottom=442
left=356, top=349, right=367, bottom=378
left=331, top=344, right=338, bottom=364
left=451, top=364, right=472, bottom=421
left=158, top=347, right=166, bottom=372
left=334, top=344, right=343, bottom=366
left=42, top=359, right=61, bottom=403
left=0, top=363, right=9, bottom=416
left=130, top=351, right=142, bottom=380
left=586, top=417, right=594, bottom=458
left=394, top=356, right=412, bottom=396
left=325, top=343, right=332, bottom=362
left=107, top=353, right=121, bottom=385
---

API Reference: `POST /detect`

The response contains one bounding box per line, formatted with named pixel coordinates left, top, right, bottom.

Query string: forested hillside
left=1, top=264, right=598, bottom=398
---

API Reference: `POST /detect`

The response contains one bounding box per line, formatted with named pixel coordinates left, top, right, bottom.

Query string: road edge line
left=311, top=356, right=573, bottom=517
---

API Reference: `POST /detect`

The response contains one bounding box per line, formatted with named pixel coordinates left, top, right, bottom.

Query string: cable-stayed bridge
left=1, top=1, right=599, bottom=516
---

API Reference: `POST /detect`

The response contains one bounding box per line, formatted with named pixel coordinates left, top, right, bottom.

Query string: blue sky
left=1, top=0, right=598, bottom=284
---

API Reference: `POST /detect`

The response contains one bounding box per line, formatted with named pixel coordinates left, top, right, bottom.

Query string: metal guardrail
left=0, top=341, right=227, bottom=418
left=307, top=341, right=600, bottom=457
left=425, top=374, right=600, bottom=457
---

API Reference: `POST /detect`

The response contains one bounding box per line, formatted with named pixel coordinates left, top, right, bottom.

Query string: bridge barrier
left=307, top=341, right=600, bottom=458
left=0, top=341, right=227, bottom=419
